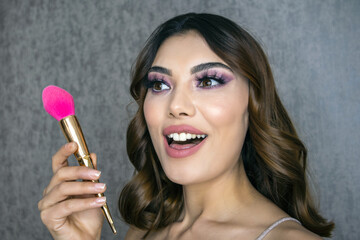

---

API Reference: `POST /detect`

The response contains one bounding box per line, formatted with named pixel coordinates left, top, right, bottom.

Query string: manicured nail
left=95, top=183, right=106, bottom=191
left=95, top=197, right=106, bottom=204
left=89, top=170, right=101, bottom=179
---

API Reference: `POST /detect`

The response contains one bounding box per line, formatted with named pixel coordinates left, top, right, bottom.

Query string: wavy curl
left=119, top=13, right=334, bottom=238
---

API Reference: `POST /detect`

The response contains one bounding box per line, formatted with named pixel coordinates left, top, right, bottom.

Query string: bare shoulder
left=266, top=220, right=322, bottom=240
left=124, top=226, right=147, bottom=240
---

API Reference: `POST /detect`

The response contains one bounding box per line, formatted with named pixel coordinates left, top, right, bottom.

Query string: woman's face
left=144, top=31, right=249, bottom=185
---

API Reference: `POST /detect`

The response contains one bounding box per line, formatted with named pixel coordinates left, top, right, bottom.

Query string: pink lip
left=163, top=125, right=207, bottom=158
left=163, top=125, right=206, bottom=136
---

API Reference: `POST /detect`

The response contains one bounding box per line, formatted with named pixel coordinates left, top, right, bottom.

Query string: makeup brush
left=42, top=85, right=117, bottom=234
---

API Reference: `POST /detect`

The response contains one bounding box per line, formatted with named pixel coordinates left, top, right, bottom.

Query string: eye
left=150, top=80, right=170, bottom=92
left=197, top=77, right=224, bottom=88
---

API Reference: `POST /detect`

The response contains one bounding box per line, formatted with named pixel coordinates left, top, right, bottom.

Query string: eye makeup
left=143, top=66, right=235, bottom=92
left=195, top=68, right=234, bottom=89
left=143, top=72, right=171, bottom=93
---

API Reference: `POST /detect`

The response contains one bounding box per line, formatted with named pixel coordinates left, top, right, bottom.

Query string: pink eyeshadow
left=196, top=69, right=234, bottom=82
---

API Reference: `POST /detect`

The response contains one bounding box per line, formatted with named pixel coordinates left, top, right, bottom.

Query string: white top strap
left=255, top=217, right=301, bottom=240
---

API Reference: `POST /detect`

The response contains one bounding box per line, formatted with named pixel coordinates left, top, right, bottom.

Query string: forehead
left=152, top=31, right=227, bottom=69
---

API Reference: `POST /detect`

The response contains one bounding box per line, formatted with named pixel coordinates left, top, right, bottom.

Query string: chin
left=166, top=175, right=200, bottom=186
left=161, top=161, right=210, bottom=186
left=163, top=168, right=194, bottom=185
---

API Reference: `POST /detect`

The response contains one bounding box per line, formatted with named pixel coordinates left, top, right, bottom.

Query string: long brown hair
left=119, top=13, right=334, bottom=237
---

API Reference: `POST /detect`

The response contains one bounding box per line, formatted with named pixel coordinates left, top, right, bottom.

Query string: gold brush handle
left=59, top=115, right=117, bottom=234
left=78, top=155, right=117, bottom=235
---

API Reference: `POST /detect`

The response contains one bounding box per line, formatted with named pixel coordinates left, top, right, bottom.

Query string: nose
left=168, top=88, right=196, bottom=118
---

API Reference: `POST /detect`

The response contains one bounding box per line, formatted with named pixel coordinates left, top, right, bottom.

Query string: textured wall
left=0, top=0, right=359, bottom=239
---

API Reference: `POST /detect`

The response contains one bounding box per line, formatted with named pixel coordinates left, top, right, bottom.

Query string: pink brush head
left=42, top=85, right=75, bottom=121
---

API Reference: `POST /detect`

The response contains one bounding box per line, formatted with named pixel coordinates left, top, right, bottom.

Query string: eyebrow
left=148, top=66, right=172, bottom=75
left=148, top=62, right=233, bottom=76
left=190, top=62, right=233, bottom=74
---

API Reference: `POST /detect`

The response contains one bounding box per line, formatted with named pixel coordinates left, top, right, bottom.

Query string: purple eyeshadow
left=196, top=69, right=234, bottom=83
left=147, top=72, right=162, bottom=81
left=147, top=73, right=171, bottom=85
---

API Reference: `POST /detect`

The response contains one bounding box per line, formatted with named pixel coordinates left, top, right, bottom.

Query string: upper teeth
left=168, top=133, right=206, bottom=141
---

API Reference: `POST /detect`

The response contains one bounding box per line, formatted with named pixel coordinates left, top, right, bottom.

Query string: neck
left=180, top=161, right=256, bottom=225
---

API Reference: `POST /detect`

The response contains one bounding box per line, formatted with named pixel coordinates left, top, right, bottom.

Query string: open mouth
left=166, top=133, right=207, bottom=147
left=163, top=125, right=208, bottom=158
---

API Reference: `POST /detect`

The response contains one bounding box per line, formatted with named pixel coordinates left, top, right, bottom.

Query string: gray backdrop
left=0, top=0, right=359, bottom=239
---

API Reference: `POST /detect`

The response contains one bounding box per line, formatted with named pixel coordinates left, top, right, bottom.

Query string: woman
left=38, top=13, right=334, bottom=239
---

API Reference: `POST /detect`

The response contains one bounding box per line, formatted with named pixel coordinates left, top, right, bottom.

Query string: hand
left=38, top=142, right=105, bottom=240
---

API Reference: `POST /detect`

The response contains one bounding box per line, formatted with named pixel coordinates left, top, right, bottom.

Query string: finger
left=52, top=142, right=78, bottom=174
left=38, top=181, right=106, bottom=211
left=44, top=166, right=101, bottom=196
left=40, top=166, right=103, bottom=211
left=90, top=153, right=97, bottom=169
left=40, top=196, right=106, bottom=230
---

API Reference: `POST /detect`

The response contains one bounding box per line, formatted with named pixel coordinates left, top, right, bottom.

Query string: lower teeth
left=169, top=138, right=203, bottom=145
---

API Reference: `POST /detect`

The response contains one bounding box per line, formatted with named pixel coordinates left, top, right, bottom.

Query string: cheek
left=143, top=95, right=154, bottom=127
left=196, top=85, right=249, bottom=166
left=144, top=95, right=159, bottom=134
left=143, top=94, right=166, bottom=145
left=198, top=91, right=248, bottom=131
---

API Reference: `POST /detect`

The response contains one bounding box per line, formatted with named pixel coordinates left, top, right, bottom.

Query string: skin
left=39, top=31, right=321, bottom=240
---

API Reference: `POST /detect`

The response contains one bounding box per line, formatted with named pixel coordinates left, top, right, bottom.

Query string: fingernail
left=95, top=183, right=106, bottom=191
left=89, top=170, right=101, bottom=179
left=95, top=197, right=106, bottom=204
left=66, top=142, right=76, bottom=150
